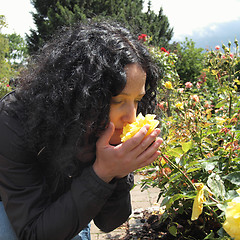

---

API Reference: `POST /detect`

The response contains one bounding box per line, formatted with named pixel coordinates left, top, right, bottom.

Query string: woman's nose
left=122, top=103, right=137, bottom=124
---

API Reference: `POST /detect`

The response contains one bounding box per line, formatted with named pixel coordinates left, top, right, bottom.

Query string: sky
left=1, top=0, right=240, bottom=49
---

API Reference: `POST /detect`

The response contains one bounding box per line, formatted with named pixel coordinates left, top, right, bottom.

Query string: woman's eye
left=112, top=99, right=123, bottom=104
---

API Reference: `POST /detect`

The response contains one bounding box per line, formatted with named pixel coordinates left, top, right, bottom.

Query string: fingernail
left=156, top=138, right=163, bottom=146
left=143, top=124, right=150, bottom=134
left=153, top=129, right=161, bottom=137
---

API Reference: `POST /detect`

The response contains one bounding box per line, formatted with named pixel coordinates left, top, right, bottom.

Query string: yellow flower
left=191, top=183, right=212, bottom=221
left=120, top=113, right=159, bottom=142
left=215, top=116, right=226, bottom=125
left=175, top=102, right=184, bottom=110
left=191, top=183, right=206, bottom=221
left=160, top=159, right=166, bottom=166
left=223, top=189, right=240, bottom=240
left=164, top=81, right=173, bottom=89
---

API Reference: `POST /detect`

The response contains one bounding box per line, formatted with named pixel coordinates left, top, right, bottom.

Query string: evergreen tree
left=27, top=0, right=173, bottom=53
left=141, top=2, right=173, bottom=47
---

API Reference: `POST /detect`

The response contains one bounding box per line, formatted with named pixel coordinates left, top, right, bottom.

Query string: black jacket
left=0, top=93, right=133, bottom=240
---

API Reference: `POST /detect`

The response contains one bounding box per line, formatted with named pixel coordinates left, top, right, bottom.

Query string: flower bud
left=234, top=38, right=239, bottom=48
left=228, top=41, right=231, bottom=48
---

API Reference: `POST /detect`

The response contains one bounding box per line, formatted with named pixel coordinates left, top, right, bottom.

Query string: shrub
left=139, top=38, right=240, bottom=239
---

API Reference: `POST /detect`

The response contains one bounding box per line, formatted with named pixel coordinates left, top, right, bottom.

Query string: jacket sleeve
left=0, top=111, right=133, bottom=240
left=93, top=173, right=134, bottom=232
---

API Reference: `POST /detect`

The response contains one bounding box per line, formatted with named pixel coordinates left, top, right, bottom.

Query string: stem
left=229, top=92, right=232, bottom=118
left=206, top=205, right=222, bottom=225
left=161, top=153, right=196, bottom=190
left=190, top=129, right=205, bottom=159
left=193, top=113, right=205, bottom=159
left=225, top=132, right=235, bottom=172
left=198, top=130, right=205, bottom=159
left=208, top=195, right=219, bottom=204
left=166, top=89, right=171, bottom=117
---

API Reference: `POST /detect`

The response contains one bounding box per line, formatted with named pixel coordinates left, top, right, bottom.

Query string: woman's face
left=109, top=63, right=146, bottom=145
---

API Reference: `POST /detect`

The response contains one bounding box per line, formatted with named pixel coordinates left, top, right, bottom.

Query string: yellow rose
left=223, top=189, right=240, bottom=240
left=175, top=102, right=184, bottom=110
left=191, top=183, right=206, bottom=221
left=120, top=113, right=159, bottom=142
left=191, top=183, right=212, bottom=221
left=164, top=81, right=173, bottom=89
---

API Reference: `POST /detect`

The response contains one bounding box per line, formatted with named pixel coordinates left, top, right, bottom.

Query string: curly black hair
left=7, top=20, right=159, bottom=182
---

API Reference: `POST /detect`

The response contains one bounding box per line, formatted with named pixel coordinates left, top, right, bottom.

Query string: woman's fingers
left=121, top=124, right=150, bottom=152
left=136, top=137, right=162, bottom=165
left=137, top=128, right=161, bottom=152
left=96, top=122, right=115, bottom=147
left=138, top=150, right=161, bottom=169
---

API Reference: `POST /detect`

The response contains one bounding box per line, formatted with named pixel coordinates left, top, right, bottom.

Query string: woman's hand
left=93, top=122, right=163, bottom=183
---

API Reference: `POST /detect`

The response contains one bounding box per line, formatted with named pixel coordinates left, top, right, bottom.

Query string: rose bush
left=138, top=38, right=240, bottom=239
left=0, top=77, right=12, bottom=99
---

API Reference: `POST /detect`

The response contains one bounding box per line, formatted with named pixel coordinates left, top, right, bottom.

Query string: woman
left=0, top=20, right=162, bottom=240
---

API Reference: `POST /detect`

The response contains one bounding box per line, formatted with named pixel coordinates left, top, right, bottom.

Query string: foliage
left=143, top=38, right=181, bottom=118
left=140, top=2, right=173, bottom=47
left=27, top=0, right=173, bottom=53
left=6, top=33, right=29, bottom=70
left=0, top=77, right=12, bottom=99
left=139, top=39, right=240, bottom=239
left=175, top=38, right=205, bottom=84
left=0, top=15, right=12, bottom=98
left=0, top=16, right=10, bottom=78
left=0, top=16, right=28, bottom=98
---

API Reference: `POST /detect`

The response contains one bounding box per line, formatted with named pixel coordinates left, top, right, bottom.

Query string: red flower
left=6, top=84, right=10, bottom=87
left=161, top=47, right=170, bottom=54
left=138, top=34, right=147, bottom=42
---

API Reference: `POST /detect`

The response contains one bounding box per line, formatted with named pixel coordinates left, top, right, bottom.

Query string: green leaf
left=181, top=140, right=193, bottom=153
left=167, top=147, right=184, bottom=158
left=201, top=162, right=217, bottom=171
left=161, top=196, right=171, bottom=207
left=164, top=193, right=187, bottom=209
left=203, top=230, right=215, bottom=239
left=226, top=190, right=239, bottom=199
left=223, top=171, right=240, bottom=185
left=186, top=167, right=202, bottom=174
left=193, top=136, right=201, bottom=143
left=168, top=172, right=182, bottom=183
left=207, top=174, right=226, bottom=199
left=215, top=100, right=228, bottom=108
left=168, top=225, right=178, bottom=237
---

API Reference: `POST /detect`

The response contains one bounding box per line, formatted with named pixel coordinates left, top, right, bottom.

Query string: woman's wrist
left=92, top=162, right=113, bottom=183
